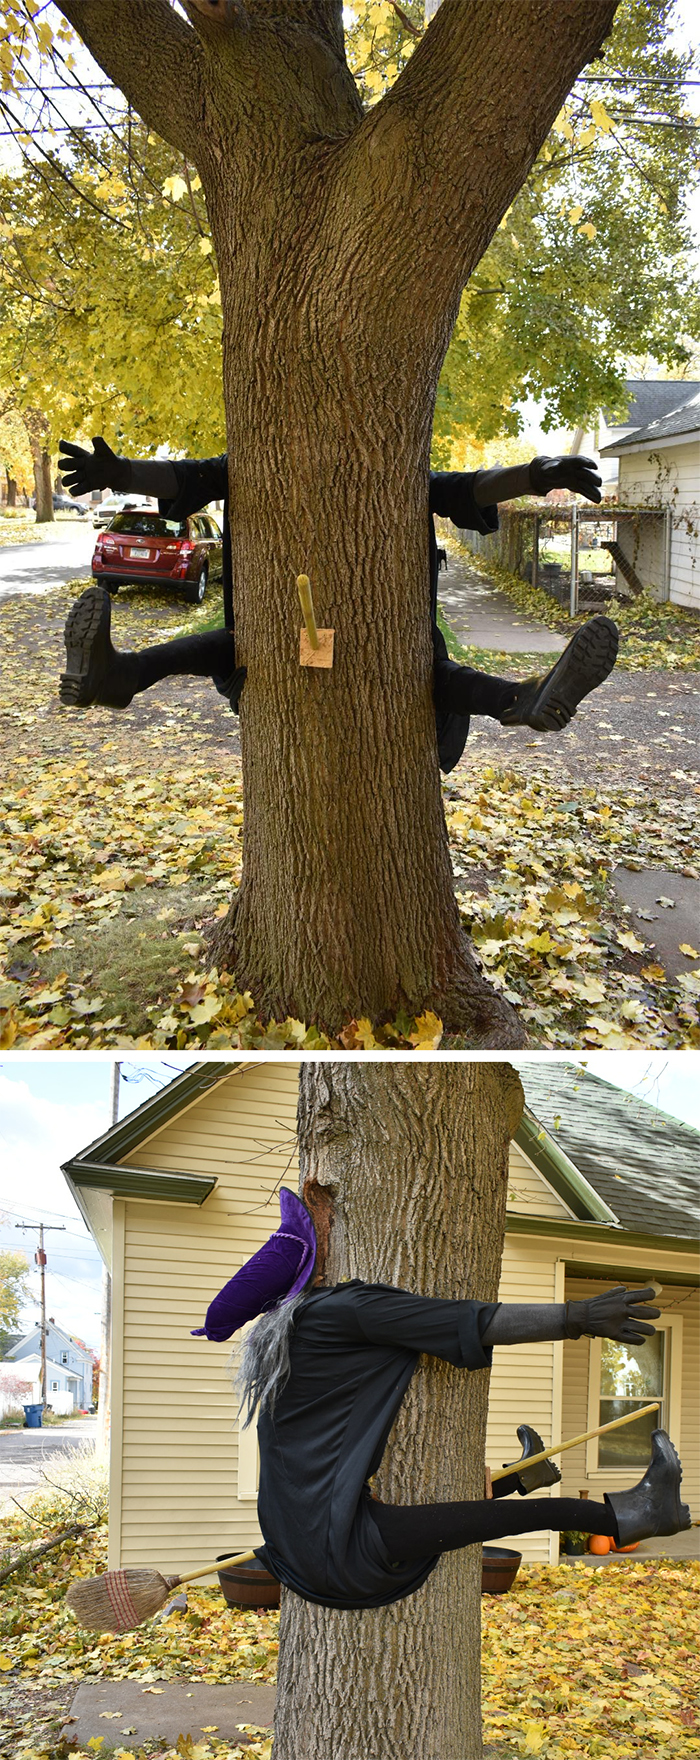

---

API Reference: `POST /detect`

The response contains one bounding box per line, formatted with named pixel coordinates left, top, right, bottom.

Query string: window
left=60, top=1351, right=68, bottom=1365
left=109, top=512, right=187, bottom=538
left=598, top=1332, right=665, bottom=1467
left=51, top=1381, right=59, bottom=1392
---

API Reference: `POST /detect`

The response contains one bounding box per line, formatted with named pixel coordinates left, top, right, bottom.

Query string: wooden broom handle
left=490, top=1400, right=661, bottom=1483
left=297, top=574, right=319, bottom=649
left=178, top=1401, right=695, bottom=1582
left=177, top=1548, right=257, bottom=1587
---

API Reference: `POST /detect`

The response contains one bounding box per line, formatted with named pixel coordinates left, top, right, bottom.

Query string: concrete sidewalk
left=438, top=550, right=566, bottom=654
left=61, top=1679, right=275, bottom=1747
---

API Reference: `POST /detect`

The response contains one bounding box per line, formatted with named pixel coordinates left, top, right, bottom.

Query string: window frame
left=585, top=1314, right=683, bottom=1477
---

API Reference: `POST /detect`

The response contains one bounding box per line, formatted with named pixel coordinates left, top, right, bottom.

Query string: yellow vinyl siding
left=107, top=1063, right=698, bottom=1579
left=112, top=1063, right=300, bottom=1572
left=484, top=1237, right=560, bottom=1563
left=507, top=1144, right=575, bottom=1220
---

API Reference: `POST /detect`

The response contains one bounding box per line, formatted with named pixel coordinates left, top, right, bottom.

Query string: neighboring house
left=5, top=1320, right=94, bottom=1410
left=599, top=390, right=700, bottom=611
left=596, top=378, right=700, bottom=490
left=61, top=1062, right=699, bottom=1575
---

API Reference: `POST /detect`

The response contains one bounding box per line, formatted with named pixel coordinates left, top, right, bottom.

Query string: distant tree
left=0, top=1250, right=30, bottom=1358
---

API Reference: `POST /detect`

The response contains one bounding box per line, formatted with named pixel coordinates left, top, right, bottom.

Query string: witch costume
left=192, top=1189, right=691, bottom=1611
left=57, top=438, right=619, bottom=765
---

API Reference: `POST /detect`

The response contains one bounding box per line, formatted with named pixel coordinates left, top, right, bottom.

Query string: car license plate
left=129, top=547, right=150, bottom=559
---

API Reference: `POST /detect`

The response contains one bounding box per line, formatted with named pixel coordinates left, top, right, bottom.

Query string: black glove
left=58, top=436, right=131, bottom=498
left=565, top=1286, right=660, bottom=1344
left=529, top=454, right=602, bottom=504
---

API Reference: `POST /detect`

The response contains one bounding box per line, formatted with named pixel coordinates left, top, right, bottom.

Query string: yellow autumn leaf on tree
left=579, top=123, right=597, bottom=146
left=568, top=205, right=583, bottom=224
left=589, top=98, right=615, bottom=133
left=199, top=236, right=213, bottom=255
left=554, top=108, right=574, bottom=141
left=162, top=174, right=188, bottom=202
left=579, top=222, right=597, bottom=240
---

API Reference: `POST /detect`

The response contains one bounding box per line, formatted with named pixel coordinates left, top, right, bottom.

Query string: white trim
left=548, top=1259, right=566, bottom=1564
left=585, top=1315, right=683, bottom=1478
left=237, top=1421, right=260, bottom=1501
left=601, top=433, right=699, bottom=457
left=108, top=1199, right=125, bottom=1571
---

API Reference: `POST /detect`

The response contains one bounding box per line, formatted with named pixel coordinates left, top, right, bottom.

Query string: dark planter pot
left=481, top=1546, right=522, bottom=1594
left=561, top=1540, right=587, bottom=1556
left=217, top=1555, right=281, bottom=1611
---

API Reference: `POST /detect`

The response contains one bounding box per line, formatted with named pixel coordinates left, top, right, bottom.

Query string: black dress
left=159, top=459, right=499, bottom=772
left=253, top=1280, right=500, bottom=1609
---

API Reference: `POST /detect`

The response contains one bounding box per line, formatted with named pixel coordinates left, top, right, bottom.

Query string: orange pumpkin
left=589, top=1534, right=611, bottom=1554
left=610, top=1540, right=639, bottom=1553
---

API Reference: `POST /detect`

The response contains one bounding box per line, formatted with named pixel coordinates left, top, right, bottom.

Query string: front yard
left=0, top=1510, right=698, bottom=1760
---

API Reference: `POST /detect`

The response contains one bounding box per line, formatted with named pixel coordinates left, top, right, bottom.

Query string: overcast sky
left=1, top=1053, right=698, bottom=1353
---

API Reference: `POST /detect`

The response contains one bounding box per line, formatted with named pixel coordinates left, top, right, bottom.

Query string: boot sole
left=60, top=587, right=110, bottom=706
left=504, top=617, right=619, bottom=731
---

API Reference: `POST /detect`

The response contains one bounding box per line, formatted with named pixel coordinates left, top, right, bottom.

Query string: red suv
left=91, top=508, right=223, bottom=604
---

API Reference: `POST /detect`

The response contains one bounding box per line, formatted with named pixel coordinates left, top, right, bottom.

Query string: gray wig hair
left=232, top=1290, right=310, bottom=1428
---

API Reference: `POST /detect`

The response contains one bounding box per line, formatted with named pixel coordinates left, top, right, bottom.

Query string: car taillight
left=179, top=542, right=194, bottom=557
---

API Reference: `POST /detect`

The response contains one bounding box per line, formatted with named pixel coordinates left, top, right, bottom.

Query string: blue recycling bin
left=23, top=1403, right=43, bottom=1428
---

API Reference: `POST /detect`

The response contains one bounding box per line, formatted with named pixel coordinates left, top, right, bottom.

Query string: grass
left=37, top=880, right=217, bottom=1039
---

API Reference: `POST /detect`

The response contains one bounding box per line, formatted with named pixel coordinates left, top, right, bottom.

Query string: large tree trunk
left=272, top=1061, right=523, bottom=1760
left=25, top=411, right=54, bottom=524
left=55, top=0, right=619, bottom=1043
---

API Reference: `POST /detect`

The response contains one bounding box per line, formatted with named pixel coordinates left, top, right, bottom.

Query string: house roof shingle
left=601, top=386, right=700, bottom=453
left=605, top=378, right=700, bottom=435
left=515, top=1062, right=700, bottom=1243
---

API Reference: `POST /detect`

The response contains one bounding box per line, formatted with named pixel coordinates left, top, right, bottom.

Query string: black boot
left=604, top=1431, right=692, bottom=1546
left=492, top=1424, right=563, bottom=1498
left=500, top=616, right=618, bottom=731
left=60, top=586, right=139, bottom=708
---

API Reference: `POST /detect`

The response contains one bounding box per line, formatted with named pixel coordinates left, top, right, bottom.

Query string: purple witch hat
left=191, top=1187, right=317, bottom=1342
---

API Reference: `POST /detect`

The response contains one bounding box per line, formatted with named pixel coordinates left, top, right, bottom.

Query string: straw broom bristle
left=67, top=1567, right=181, bottom=1632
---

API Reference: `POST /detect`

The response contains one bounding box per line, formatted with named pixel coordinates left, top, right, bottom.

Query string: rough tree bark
left=270, top=1060, right=524, bottom=1760
left=25, top=411, right=54, bottom=524
left=56, top=0, right=620, bottom=1043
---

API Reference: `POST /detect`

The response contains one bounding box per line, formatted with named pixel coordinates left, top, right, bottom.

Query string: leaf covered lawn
left=0, top=1516, right=698, bottom=1760
left=1, top=576, right=698, bottom=1049
left=1, top=757, right=698, bottom=1049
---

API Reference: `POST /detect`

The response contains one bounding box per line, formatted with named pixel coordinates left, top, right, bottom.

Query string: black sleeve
left=158, top=454, right=228, bottom=520
left=429, top=471, right=499, bottom=536
left=349, top=1283, right=499, bottom=1369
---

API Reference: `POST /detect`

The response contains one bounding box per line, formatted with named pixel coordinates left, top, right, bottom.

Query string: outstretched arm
left=481, top=1286, right=660, bottom=1346
left=58, top=439, right=179, bottom=501
left=473, top=456, right=602, bottom=508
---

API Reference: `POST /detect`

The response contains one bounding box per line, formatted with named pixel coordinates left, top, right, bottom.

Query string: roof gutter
left=515, top=1108, right=619, bottom=1224
left=61, top=1159, right=217, bottom=1206
left=67, top=1061, right=242, bottom=1172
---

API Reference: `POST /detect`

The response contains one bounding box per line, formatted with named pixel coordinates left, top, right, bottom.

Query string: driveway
left=0, top=1416, right=97, bottom=1511
left=0, top=522, right=95, bottom=599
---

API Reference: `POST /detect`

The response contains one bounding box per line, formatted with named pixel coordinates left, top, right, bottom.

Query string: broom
left=69, top=1401, right=698, bottom=1632
left=66, top=1548, right=258, bottom=1633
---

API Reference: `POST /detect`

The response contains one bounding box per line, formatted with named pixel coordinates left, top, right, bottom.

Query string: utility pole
left=14, top=1222, right=66, bottom=1407
left=97, top=1062, right=119, bottom=1457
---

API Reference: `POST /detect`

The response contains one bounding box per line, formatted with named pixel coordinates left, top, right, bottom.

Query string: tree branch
left=54, top=0, right=206, bottom=162
left=352, top=0, right=620, bottom=321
